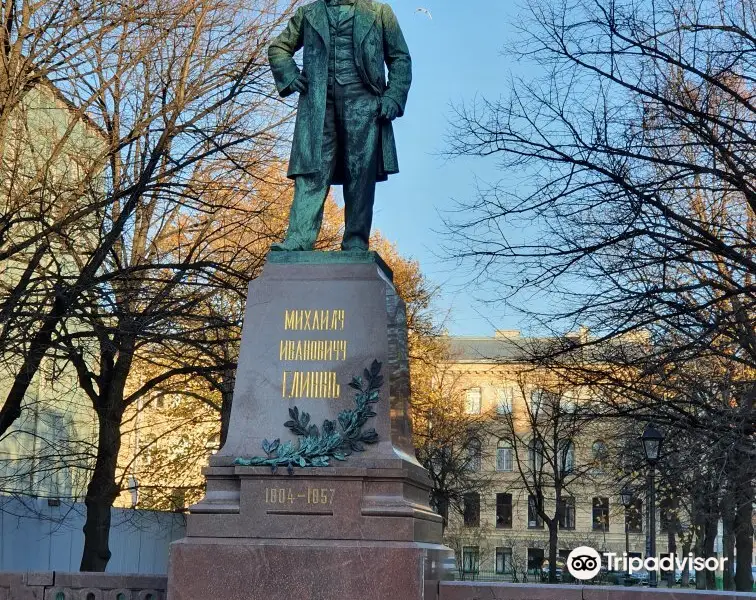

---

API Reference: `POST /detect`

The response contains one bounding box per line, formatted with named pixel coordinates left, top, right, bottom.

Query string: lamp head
left=641, top=423, right=664, bottom=465
left=620, top=484, right=634, bottom=508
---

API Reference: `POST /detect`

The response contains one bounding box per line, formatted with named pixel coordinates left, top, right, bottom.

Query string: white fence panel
left=0, top=495, right=185, bottom=573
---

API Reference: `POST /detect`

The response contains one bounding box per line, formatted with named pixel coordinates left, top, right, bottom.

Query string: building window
left=660, top=497, right=675, bottom=533
left=528, top=494, right=543, bottom=528
left=462, top=546, right=480, bottom=574
left=495, top=547, right=512, bottom=574
left=496, top=493, right=513, bottom=529
left=559, top=439, right=575, bottom=474
left=495, top=387, right=513, bottom=415
left=592, top=440, right=609, bottom=473
left=558, top=497, right=576, bottom=530
left=529, top=388, right=545, bottom=417
left=496, top=439, right=513, bottom=472
left=466, top=438, right=482, bottom=472
left=592, top=497, right=610, bottom=531
left=528, top=439, right=543, bottom=472
left=626, top=498, right=643, bottom=533
left=463, top=492, right=480, bottom=527
left=527, top=547, right=545, bottom=574
left=464, top=388, right=481, bottom=414
left=561, top=390, right=578, bottom=413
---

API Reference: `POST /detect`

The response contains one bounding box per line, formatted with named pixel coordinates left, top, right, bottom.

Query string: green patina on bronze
left=266, top=249, right=393, bottom=280
left=268, top=0, right=412, bottom=251
left=234, top=360, right=383, bottom=474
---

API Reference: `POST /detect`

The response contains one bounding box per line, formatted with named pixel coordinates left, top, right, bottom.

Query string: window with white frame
left=559, top=439, right=575, bottom=474
left=529, top=388, right=545, bottom=417
left=496, top=439, right=513, bottom=472
left=529, top=438, right=544, bottom=472
left=592, top=440, right=609, bottom=473
left=466, top=438, right=482, bottom=472
left=495, top=387, right=513, bottom=415
left=464, top=387, right=482, bottom=414
left=462, top=546, right=480, bottom=574
left=495, top=547, right=512, bottom=574
left=558, top=497, right=576, bottom=530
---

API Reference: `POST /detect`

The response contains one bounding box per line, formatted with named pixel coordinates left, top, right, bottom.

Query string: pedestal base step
left=167, top=537, right=451, bottom=600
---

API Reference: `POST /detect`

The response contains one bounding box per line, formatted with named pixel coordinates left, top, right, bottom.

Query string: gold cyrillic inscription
left=281, top=370, right=340, bottom=399
left=284, top=309, right=345, bottom=331
left=279, top=339, right=347, bottom=362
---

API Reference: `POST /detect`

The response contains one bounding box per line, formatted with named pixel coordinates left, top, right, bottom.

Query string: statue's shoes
left=270, top=241, right=308, bottom=251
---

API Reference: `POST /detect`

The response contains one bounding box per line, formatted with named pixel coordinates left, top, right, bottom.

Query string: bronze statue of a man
left=268, top=0, right=412, bottom=252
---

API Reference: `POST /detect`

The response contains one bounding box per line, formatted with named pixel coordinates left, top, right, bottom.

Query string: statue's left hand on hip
left=379, top=97, right=400, bottom=121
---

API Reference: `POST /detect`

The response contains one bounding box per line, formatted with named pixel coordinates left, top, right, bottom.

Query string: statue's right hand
left=291, top=73, right=308, bottom=94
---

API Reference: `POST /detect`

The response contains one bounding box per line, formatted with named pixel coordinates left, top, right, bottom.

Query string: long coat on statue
left=269, top=0, right=412, bottom=184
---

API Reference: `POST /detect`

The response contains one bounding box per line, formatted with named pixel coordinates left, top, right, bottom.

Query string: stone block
left=9, top=582, right=43, bottom=600
left=439, top=582, right=585, bottom=600
left=53, top=574, right=166, bottom=592
left=168, top=537, right=447, bottom=600
left=0, top=573, right=22, bottom=589
left=23, top=574, right=53, bottom=587
left=209, top=257, right=419, bottom=471
left=582, top=586, right=756, bottom=600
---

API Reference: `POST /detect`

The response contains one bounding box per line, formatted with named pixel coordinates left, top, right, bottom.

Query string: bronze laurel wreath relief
left=235, top=360, right=383, bottom=474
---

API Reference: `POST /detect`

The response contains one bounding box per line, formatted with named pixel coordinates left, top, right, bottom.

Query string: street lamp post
left=641, top=423, right=664, bottom=589
left=620, top=485, right=634, bottom=587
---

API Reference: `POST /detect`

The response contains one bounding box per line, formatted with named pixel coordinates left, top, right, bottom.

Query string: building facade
left=0, top=81, right=105, bottom=501
left=442, top=330, right=670, bottom=580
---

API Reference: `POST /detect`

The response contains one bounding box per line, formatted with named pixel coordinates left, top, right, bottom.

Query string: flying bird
left=415, top=7, right=432, bottom=19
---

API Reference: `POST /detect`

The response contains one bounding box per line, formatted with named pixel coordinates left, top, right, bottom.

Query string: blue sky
left=369, top=1, right=525, bottom=336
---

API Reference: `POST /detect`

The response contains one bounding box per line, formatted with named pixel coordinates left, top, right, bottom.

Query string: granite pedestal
left=167, top=252, right=450, bottom=600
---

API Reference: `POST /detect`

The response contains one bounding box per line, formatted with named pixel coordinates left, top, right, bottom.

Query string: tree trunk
left=80, top=336, right=134, bottom=572
left=681, top=540, right=691, bottom=587
left=219, top=368, right=235, bottom=446
left=734, top=481, right=754, bottom=592
left=666, top=522, right=677, bottom=588
left=694, top=490, right=720, bottom=590
left=722, top=501, right=735, bottom=591
left=734, top=390, right=754, bottom=593
left=703, top=517, right=718, bottom=590
left=547, top=520, right=558, bottom=583
left=80, top=405, right=124, bottom=571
